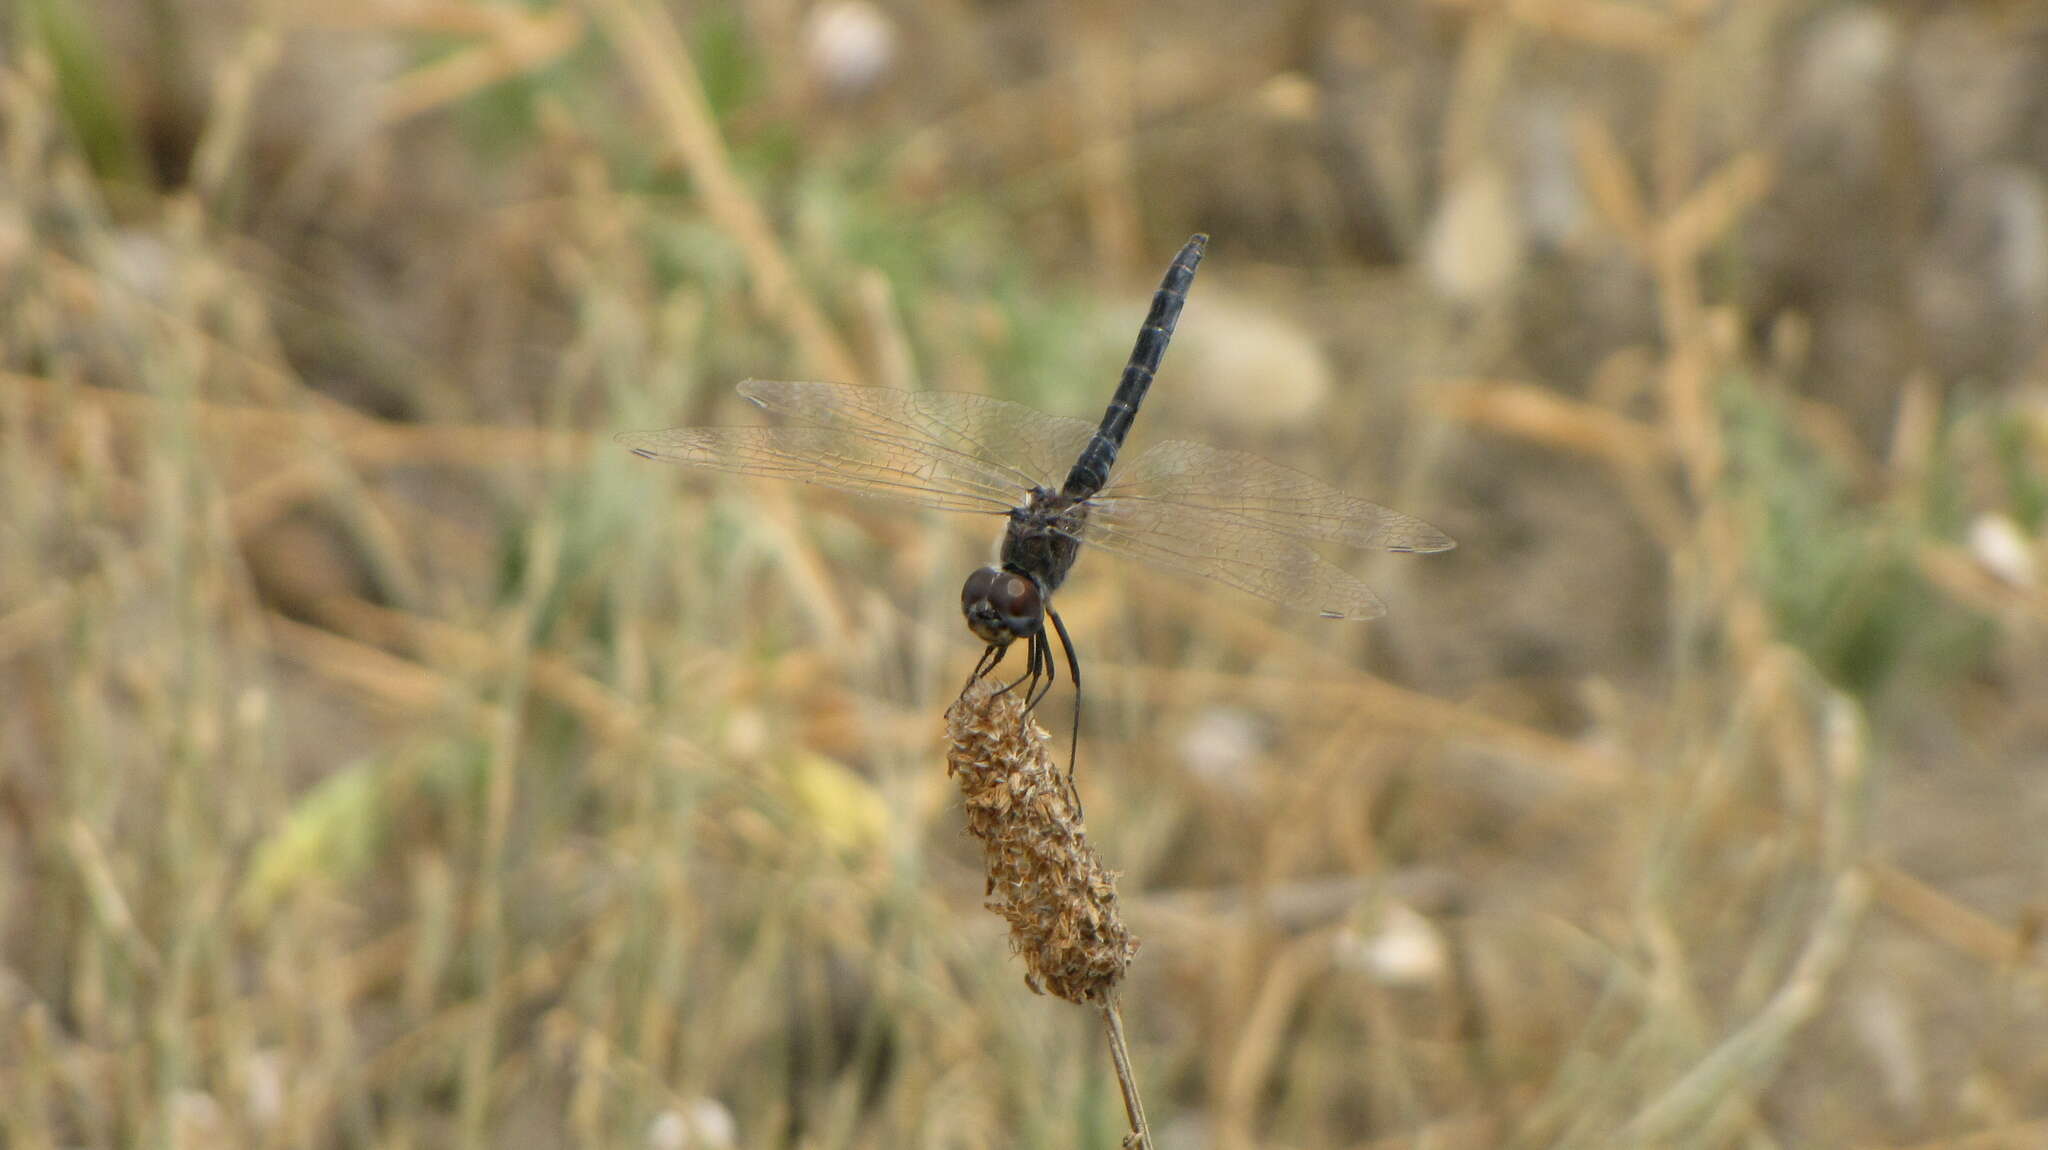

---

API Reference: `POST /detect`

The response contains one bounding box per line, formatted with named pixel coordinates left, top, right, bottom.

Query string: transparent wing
left=1096, top=439, right=1456, bottom=553
left=738, top=380, right=1098, bottom=496
left=615, top=426, right=1017, bottom=515
left=1075, top=497, right=1389, bottom=620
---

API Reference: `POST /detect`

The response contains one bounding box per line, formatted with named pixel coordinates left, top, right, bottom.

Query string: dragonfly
left=618, top=234, right=1454, bottom=769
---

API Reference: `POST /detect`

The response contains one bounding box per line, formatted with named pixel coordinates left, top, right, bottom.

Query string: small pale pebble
left=1423, top=164, right=1525, bottom=307
left=1795, top=7, right=1899, bottom=123
left=1968, top=514, right=2035, bottom=588
left=647, top=1098, right=737, bottom=1150
left=170, top=1091, right=226, bottom=1148
left=243, top=1049, right=287, bottom=1129
left=1333, top=902, right=1446, bottom=987
left=805, top=1, right=897, bottom=97
left=1169, top=290, right=1332, bottom=434
left=1178, top=707, right=1264, bottom=794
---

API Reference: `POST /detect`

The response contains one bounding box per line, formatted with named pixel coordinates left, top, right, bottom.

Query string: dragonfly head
left=961, top=565, right=1043, bottom=645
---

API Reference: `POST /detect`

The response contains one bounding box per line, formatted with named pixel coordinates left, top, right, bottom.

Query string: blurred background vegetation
left=3, top=0, right=2047, bottom=1146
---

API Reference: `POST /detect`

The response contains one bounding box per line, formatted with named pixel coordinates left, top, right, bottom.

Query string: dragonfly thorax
left=998, top=488, right=1089, bottom=598
left=964, top=487, right=1087, bottom=648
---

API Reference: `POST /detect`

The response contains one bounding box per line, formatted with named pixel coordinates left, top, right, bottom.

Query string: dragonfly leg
left=965, top=642, right=1007, bottom=693
left=1024, top=628, right=1057, bottom=714
left=991, top=632, right=1039, bottom=699
left=1024, top=631, right=1050, bottom=707
left=1047, top=607, right=1082, bottom=781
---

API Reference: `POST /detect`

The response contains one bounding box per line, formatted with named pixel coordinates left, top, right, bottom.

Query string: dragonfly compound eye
left=962, top=566, right=1042, bottom=644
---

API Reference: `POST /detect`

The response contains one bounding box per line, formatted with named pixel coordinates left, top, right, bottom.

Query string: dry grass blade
left=1621, top=872, right=1872, bottom=1142
left=376, top=7, right=584, bottom=124
left=583, top=0, right=862, bottom=384
left=1429, top=0, right=1676, bottom=55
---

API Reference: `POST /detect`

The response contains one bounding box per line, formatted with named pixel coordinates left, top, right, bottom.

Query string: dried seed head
left=945, top=678, right=1137, bottom=1005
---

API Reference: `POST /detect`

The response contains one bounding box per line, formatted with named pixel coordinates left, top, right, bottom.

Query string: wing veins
left=1097, top=439, right=1455, bottom=553
left=1063, top=501, right=1387, bottom=618
left=741, top=380, right=1090, bottom=494
left=616, top=427, right=1019, bottom=514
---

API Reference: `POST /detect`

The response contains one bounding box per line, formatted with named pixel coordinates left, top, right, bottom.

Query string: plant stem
left=1101, top=1000, right=1153, bottom=1149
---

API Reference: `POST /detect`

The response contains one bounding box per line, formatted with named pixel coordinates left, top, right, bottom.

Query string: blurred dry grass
left=4, top=0, right=2048, bottom=1147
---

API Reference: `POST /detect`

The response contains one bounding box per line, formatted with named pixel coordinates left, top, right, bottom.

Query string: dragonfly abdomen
left=1062, top=234, right=1207, bottom=498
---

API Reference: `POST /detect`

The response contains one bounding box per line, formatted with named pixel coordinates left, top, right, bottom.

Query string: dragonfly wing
left=1076, top=496, right=1388, bottom=620
left=1099, top=439, right=1455, bottom=553
left=738, top=380, right=1098, bottom=496
left=616, top=426, right=1017, bottom=515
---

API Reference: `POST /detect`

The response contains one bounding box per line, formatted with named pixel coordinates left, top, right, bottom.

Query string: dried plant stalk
left=945, top=678, right=1138, bottom=1004
left=945, top=677, right=1151, bottom=1145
